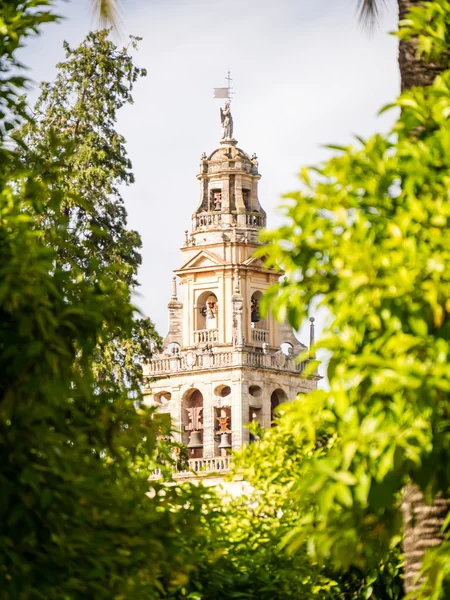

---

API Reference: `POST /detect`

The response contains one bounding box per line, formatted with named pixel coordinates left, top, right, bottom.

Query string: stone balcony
left=144, top=347, right=308, bottom=378
left=194, top=329, right=218, bottom=344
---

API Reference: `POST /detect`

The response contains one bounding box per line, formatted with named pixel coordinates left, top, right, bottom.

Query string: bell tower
left=144, top=107, right=318, bottom=474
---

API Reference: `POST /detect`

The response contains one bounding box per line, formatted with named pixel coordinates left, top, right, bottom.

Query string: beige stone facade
left=143, top=124, right=318, bottom=475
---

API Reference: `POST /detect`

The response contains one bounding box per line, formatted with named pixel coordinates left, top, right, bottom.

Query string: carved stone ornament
left=275, top=351, right=285, bottom=368
left=185, top=406, right=203, bottom=431
left=185, top=351, right=197, bottom=368
left=217, top=415, right=230, bottom=434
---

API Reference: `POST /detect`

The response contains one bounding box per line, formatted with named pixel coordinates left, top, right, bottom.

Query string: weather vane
left=213, top=70, right=234, bottom=103
left=213, top=71, right=234, bottom=141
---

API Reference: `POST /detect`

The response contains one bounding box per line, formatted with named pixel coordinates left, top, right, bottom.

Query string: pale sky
left=20, top=0, right=400, bottom=379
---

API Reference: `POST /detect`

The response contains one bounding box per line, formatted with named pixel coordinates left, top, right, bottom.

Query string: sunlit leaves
left=241, top=12, right=450, bottom=599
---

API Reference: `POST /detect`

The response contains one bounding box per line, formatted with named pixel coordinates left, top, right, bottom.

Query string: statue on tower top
left=220, top=102, right=233, bottom=140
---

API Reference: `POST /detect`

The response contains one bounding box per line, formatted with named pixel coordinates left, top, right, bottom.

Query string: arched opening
left=195, top=291, right=218, bottom=343
left=250, top=291, right=269, bottom=344
left=210, top=188, right=222, bottom=211
left=214, top=384, right=231, bottom=398
left=249, top=384, right=262, bottom=398
left=249, top=407, right=261, bottom=443
left=280, top=342, right=293, bottom=356
left=213, top=385, right=232, bottom=456
left=167, top=342, right=181, bottom=355
left=183, top=388, right=204, bottom=458
left=215, top=406, right=232, bottom=456
left=154, top=391, right=172, bottom=405
left=270, top=388, right=288, bottom=426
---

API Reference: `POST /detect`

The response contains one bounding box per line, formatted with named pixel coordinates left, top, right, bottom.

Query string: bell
left=218, top=432, right=232, bottom=449
left=187, top=430, right=203, bottom=449
left=251, top=309, right=260, bottom=323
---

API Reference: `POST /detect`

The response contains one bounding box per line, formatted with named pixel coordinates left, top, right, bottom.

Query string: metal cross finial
left=225, top=69, right=233, bottom=103
left=213, top=70, right=234, bottom=103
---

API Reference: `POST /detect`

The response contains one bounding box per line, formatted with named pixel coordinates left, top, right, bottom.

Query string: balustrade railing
left=195, top=213, right=222, bottom=228
left=146, top=357, right=171, bottom=374
left=195, top=211, right=265, bottom=230
left=246, top=213, right=266, bottom=227
left=251, top=329, right=269, bottom=343
left=194, top=329, right=218, bottom=344
left=145, top=349, right=308, bottom=376
left=150, top=456, right=231, bottom=480
left=245, top=352, right=264, bottom=367
left=213, top=352, right=233, bottom=366
left=186, top=456, right=231, bottom=473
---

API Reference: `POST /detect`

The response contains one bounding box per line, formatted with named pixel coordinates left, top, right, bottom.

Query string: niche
left=215, top=406, right=232, bottom=456
left=211, top=189, right=222, bottom=211
left=250, top=291, right=267, bottom=330
left=183, top=388, right=204, bottom=458
left=196, top=291, right=218, bottom=331
left=270, top=388, right=288, bottom=427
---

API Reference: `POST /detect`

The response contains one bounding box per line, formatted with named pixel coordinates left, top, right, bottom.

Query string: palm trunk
left=401, top=485, right=449, bottom=595
left=398, top=0, right=446, bottom=90
left=396, top=2, right=450, bottom=595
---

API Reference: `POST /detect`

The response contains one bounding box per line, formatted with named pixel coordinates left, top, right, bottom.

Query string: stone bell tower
left=144, top=106, right=318, bottom=474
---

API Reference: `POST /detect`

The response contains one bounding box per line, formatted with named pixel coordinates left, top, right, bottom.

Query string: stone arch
left=280, top=342, right=294, bottom=356
left=250, top=291, right=268, bottom=336
left=195, top=290, right=218, bottom=332
left=249, top=384, right=263, bottom=399
left=182, top=388, right=204, bottom=458
left=270, top=388, right=288, bottom=426
left=214, top=384, right=231, bottom=398
left=167, top=342, right=181, bottom=355
left=154, top=390, right=172, bottom=405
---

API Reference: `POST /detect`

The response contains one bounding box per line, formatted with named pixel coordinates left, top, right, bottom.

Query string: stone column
left=235, top=174, right=245, bottom=212
left=240, top=380, right=250, bottom=445
left=231, top=374, right=243, bottom=449
left=202, top=381, right=215, bottom=459
left=221, top=175, right=230, bottom=212
left=173, top=386, right=184, bottom=444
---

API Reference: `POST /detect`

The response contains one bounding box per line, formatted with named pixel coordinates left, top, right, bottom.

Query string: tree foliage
left=0, top=3, right=429, bottom=599
left=240, top=3, right=450, bottom=598
left=18, top=29, right=161, bottom=390
left=0, top=7, right=203, bottom=598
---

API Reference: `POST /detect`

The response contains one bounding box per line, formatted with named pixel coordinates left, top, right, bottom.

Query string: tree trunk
left=398, top=0, right=446, bottom=90
left=401, top=484, right=450, bottom=596
left=396, top=3, right=450, bottom=596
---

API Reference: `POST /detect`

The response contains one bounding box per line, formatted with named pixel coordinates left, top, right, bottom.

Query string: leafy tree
left=18, top=29, right=161, bottom=390
left=0, top=5, right=208, bottom=598
left=176, top=434, right=403, bottom=600
left=358, top=0, right=445, bottom=89
left=243, top=2, right=450, bottom=597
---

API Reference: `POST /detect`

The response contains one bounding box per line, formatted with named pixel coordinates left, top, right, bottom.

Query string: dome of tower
left=206, top=145, right=258, bottom=175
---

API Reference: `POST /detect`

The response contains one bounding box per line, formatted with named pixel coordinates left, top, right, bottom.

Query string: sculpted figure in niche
left=220, top=102, right=233, bottom=140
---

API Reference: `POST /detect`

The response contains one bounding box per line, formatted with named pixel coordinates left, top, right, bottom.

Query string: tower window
left=196, top=291, right=219, bottom=332
left=211, top=189, right=222, bottom=211
left=183, top=388, right=204, bottom=458
left=250, top=291, right=267, bottom=330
